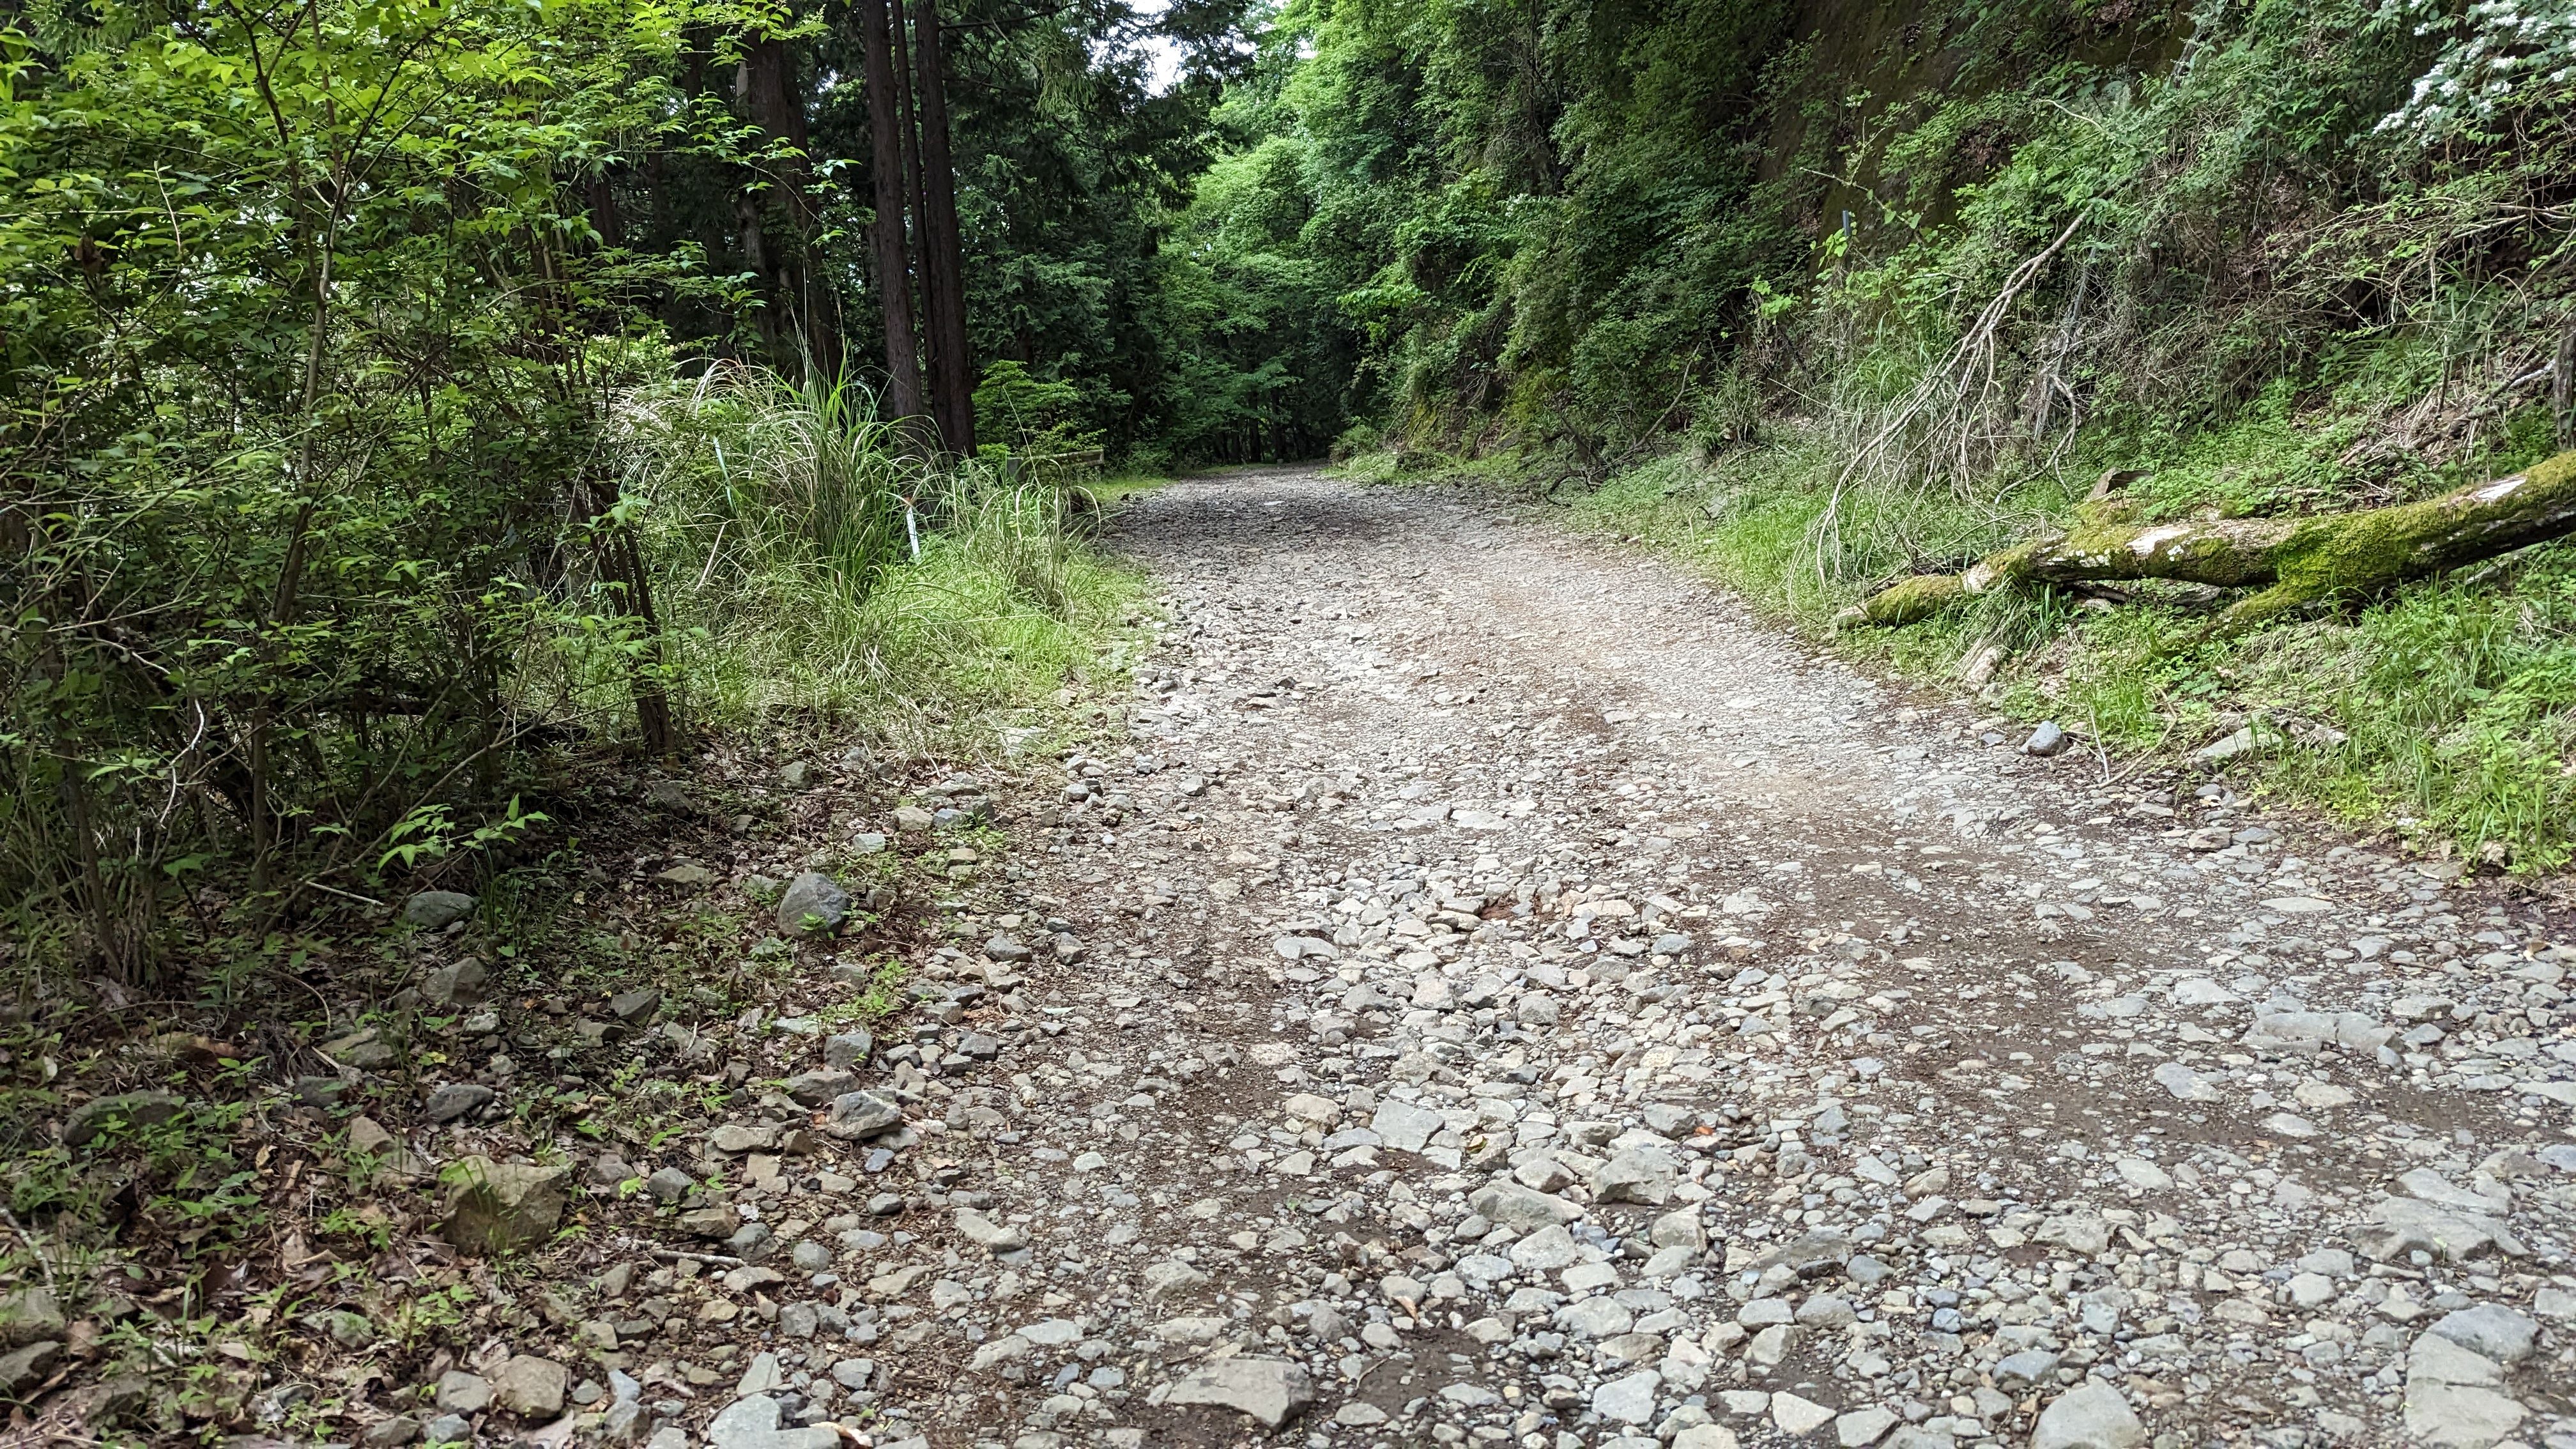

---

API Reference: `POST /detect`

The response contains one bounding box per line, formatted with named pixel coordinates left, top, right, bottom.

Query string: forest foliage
left=0, top=0, right=1170, bottom=978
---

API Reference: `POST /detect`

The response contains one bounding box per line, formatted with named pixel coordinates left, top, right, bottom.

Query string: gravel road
left=698, top=468, right=2576, bottom=1449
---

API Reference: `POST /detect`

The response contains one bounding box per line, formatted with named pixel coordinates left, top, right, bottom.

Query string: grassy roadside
left=0, top=400, right=1165, bottom=1441
left=1342, top=424, right=2576, bottom=876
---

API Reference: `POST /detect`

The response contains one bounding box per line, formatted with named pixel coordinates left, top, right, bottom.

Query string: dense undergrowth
left=615, top=366, right=1147, bottom=746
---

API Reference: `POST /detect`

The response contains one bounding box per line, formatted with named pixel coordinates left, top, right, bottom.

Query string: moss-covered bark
left=1838, top=450, right=2576, bottom=632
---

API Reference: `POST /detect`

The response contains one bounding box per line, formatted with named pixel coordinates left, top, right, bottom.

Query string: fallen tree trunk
left=1837, top=450, right=2576, bottom=633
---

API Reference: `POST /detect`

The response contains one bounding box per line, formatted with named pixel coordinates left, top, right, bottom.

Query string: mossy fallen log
left=1837, top=450, right=2576, bottom=633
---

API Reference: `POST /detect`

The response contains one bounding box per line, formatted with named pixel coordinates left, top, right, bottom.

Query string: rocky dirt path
left=709, top=468, right=2576, bottom=1449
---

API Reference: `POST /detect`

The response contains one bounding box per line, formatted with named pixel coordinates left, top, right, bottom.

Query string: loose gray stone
left=2405, top=1333, right=2524, bottom=1448
left=1592, top=1147, right=1678, bottom=1205
left=61, top=1091, right=185, bottom=1147
left=433, top=1371, right=491, bottom=1414
left=955, top=1208, right=1029, bottom=1253
left=490, top=1354, right=565, bottom=1416
left=402, top=891, right=477, bottom=930
left=2150, top=1062, right=2218, bottom=1102
left=777, top=871, right=850, bottom=937
left=422, top=1082, right=493, bottom=1123
left=421, top=956, right=489, bottom=1007
left=1591, top=1368, right=1660, bottom=1426
left=439, top=1156, right=568, bottom=1255
left=0, top=1339, right=60, bottom=1396
left=1471, top=1179, right=1583, bottom=1229
left=1772, top=1392, right=1834, bottom=1436
left=607, top=988, right=661, bottom=1025
left=824, top=1029, right=874, bottom=1069
left=2428, top=1303, right=2540, bottom=1364
left=2030, top=1382, right=2144, bottom=1449
left=781, top=1070, right=855, bottom=1107
left=824, top=1089, right=903, bottom=1140
left=705, top=1393, right=838, bottom=1449
left=1370, top=1100, right=1445, bottom=1153
left=1161, top=1357, right=1314, bottom=1427
left=1836, top=1407, right=1899, bottom=1447
left=2194, top=726, right=2259, bottom=763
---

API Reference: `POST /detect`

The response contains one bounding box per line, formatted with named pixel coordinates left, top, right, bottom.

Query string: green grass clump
left=618, top=366, right=1154, bottom=757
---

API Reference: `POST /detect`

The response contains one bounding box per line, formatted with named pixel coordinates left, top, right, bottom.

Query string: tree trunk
left=739, top=36, right=838, bottom=375
left=585, top=479, right=677, bottom=755
left=857, top=0, right=925, bottom=425
left=1839, top=451, right=2576, bottom=634
left=907, top=0, right=975, bottom=456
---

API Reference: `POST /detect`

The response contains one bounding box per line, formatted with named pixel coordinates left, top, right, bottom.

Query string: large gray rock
left=2430, top=1303, right=2540, bottom=1364
left=1470, top=1179, right=1582, bottom=1230
left=2030, top=1382, right=2145, bottom=1449
left=2243, top=1011, right=2391, bottom=1054
left=433, top=1371, right=491, bottom=1414
left=776, top=872, right=850, bottom=937
left=606, top=988, right=661, bottom=1025
left=440, top=1156, right=569, bottom=1255
left=1593, top=1147, right=1678, bottom=1205
left=422, top=1083, right=493, bottom=1123
left=1143, top=1261, right=1209, bottom=1300
left=490, top=1354, right=566, bottom=1417
left=1161, top=1357, right=1314, bottom=1428
left=704, top=1394, right=838, bottom=1449
left=2034, top=1212, right=2112, bottom=1257
left=1591, top=1368, right=1660, bottom=1425
left=2150, top=1062, right=2219, bottom=1101
left=402, top=891, right=477, bottom=930
left=824, top=1089, right=903, bottom=1140
left=824, top=1029, right=874, bottom=1069
left=1369, top=1100, right=1445, bottom=1153
left=2359, top=1195, right=2522, bottom=1263
left=1834, top=1407, right=1897, bottom=1446
left=954, top=1208, right=1029, bottom=1253
left=61, top=1091, right=184, bottom=1147
left=0, top=1338, right=60, bottom=1395
left=2405, top=1333, right=2524, bottom=1449
left=781, top=1070, right=854, bottom=1107
left=1511, top=1225, right=1580, bottom=1271
left=421, top=956, right=489, bottom=1008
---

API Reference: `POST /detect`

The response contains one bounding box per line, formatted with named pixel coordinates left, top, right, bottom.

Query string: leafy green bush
left=1, top=0, right=1144, bottom=980
left=1, top=0, right=760, bottom=976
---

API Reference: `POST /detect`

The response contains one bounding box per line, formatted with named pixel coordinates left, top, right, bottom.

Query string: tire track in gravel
left=802, top=467, right=2574, bottom=1449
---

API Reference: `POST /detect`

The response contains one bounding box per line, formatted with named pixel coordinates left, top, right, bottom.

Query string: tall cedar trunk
left=588, top=174, right=625, bottom=249
left=740, top=37, right=838, bottom=374
left=889, top=0, right=935, bottom=441
left=908, top=0, right=975, bottom=454
left=857, top=0, right=926, bottom=424
left=734, top=187, right=784, bottom=363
